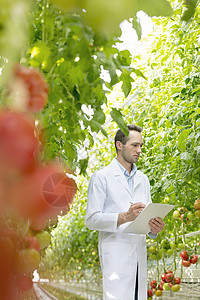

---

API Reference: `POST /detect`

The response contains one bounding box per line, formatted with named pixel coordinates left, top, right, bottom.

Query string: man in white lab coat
left=85, top=125, right=165, bottom=300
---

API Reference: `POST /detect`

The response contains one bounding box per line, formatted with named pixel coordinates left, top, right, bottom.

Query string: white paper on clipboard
left=123, top=203, right=174, bottom=234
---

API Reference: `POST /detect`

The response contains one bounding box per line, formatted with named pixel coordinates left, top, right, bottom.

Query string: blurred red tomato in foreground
left=8, top=164, right=77, bottom=220
left=16, top=274, right=33, bottom=292
left=0, top=110, right=38, bottom=176
left=12, top=64, right=49, bottom=112
left=0, top=235, right=16, bottom=299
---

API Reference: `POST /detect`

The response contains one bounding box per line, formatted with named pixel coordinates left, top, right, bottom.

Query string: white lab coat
left=85, top=159, right=152, bottom=300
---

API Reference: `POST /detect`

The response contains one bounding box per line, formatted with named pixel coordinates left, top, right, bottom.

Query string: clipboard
left=123, top=203, right=174, bottom=234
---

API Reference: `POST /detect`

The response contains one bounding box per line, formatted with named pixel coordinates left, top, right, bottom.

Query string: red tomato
left=24, top=236, right=40, bottom=252
left=16, top=274, right=33, bottom=291
left=14, top=64, right=49, bottom=112
left=161, top=273, right=166, bottom=282
left=168, top=282, right=174, bottom=288
left=166, top=272, right=174, bottom=282
left=190, top=255, right=198, bottom=264
left=147, top=289, right=153, bottom=297
left=1, top=229, right=19, bottom=246
left=9, top=164, right=77, bottom=219
left=174, top=277, right=181, bottom=284
left=28, top=94, right=47, bottom=112
left=30, top=216, right=47, bottom=232
left=182, top=260, right=191, bottom=267
left=150, top=280, right=157, bottom=288
left=158, top=283, right=164, bottom=290
left=0, top=236, right=15, bottom=269
left=180, top=250, right=188, bottom=260
left=0, top=111, right=38, bottom=176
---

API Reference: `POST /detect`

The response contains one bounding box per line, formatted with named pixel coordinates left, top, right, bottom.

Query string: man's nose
left=137, top=146, right=142, bottom=153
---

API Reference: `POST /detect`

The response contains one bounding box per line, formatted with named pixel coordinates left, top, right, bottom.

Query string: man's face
left=119, top=131, right=143, bottom=164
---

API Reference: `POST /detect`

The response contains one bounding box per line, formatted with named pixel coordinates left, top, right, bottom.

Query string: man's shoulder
left=95, top=162, right=112, bottom=176
left=91, top=160, right=115, bottom=180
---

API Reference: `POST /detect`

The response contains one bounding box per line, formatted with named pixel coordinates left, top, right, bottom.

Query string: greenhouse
left=0, top=0, right=200, bottom=299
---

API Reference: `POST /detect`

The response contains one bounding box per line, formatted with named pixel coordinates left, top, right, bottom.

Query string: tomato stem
left=156, top=239, right=160, bottom=281
left=162, top=252, right=166, bottom=273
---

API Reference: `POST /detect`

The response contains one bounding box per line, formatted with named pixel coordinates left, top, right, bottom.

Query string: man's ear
left=116, top=141, right=122, bottom=151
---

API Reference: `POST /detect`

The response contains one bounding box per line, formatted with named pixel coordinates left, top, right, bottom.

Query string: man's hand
left=117, top=202, right=146, bottom=226
left=148, top=217, right=165, bottom=234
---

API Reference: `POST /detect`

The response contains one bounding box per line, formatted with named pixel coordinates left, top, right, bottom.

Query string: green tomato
left=155, top=289, right=162, bottom=296
left=163, top=196, right=170, bottom=203
left=35, top=231, right=51, bottom=250
left=166, top=248, right=174, bottom=256
left=173, top=210, right=180, bottom=219
left=163, top=283, right=170, bottom=291
left=157, top=249, right=163, bottom=259
left=170, top=241, right=176, bottom=249
left=149, top=246, right=157, bottom=254
left=171, top=284, right=180, bottom=292
left=195, top=210, right=200, bottom=218
left=187, top=211, right=195, bottom=220
left=149, top=253, right=157, bottom=260
left=177, top=243, right=185, bottom=250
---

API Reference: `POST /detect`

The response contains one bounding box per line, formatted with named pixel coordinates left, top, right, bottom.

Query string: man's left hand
left=149, top=217, right=165, bottom=234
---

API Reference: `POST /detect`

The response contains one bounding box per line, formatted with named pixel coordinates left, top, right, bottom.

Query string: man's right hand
left=117, top=202, right=146, bottom=226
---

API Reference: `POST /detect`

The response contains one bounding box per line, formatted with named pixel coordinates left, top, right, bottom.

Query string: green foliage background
left=39, top=0, right=200, bottom=281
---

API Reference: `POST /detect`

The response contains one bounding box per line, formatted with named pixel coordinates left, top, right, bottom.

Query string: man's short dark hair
left=114, top=125, right=143, bottom=152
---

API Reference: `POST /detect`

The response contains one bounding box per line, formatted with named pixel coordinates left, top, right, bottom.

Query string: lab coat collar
left=109, top=158, right=141, bottom=196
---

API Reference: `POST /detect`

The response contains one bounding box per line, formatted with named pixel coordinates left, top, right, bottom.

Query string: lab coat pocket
left=101, top=242, right=134, bottom=275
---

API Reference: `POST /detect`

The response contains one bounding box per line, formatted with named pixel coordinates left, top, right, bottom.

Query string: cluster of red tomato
left=0, top=64, right=77, bottom=299
left=9, top=64, right=49, bottom=112
left=180, top=250, right=198, bottom=267
left=147, top=270, right=181, bottom=299
left=173, top=207, right=194, bottom=224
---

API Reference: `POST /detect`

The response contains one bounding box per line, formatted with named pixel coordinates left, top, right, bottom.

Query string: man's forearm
left=117, top=212, right=128, bottom=226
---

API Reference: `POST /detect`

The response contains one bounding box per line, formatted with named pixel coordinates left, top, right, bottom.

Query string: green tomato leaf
left=79, top=157, right=89, bottom=175
left=110, top=108, right=128, bottom=135
left=177, top=128, right=192, bottom=151
left=132, top=16, right=142, bottom=40
left=132, top=68, right=147, bottom=80
left=166, top=184, right=174, bottom=193
left=181, top=0, right=198, bottom=21
left=117, top=50, right=132, bottom=66
left=120, top=68, right=134, bottom=97
left=93, top=108, right=106, bottom=125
